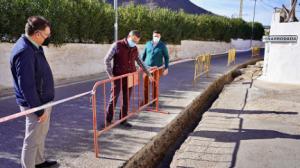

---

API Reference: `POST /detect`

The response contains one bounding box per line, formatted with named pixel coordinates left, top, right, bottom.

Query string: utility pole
left=114, top=0, right=118, bottom=42
left=251, top=0, right=257, bottom=48
left=239, top=0, right=244, bottom=18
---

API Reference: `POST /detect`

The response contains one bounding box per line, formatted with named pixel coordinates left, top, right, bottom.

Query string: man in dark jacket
left=10, top=16, right=57, bottom=168
left=104, top=30, right=153, bottom=127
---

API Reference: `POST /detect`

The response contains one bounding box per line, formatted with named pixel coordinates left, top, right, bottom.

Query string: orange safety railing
left=227, top=48, right=236, bottom=66
left=252, top=47, right=260, bottom=57
left=91, top=67, right=165, bottom=157
left=193, top=54, right=211, bottom=85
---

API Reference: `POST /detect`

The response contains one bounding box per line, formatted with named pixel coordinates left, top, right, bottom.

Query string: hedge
left=0, top=0, right=264, bottom=44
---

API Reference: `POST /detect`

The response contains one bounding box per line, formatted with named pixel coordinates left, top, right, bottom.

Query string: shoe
left=151, top=102, right=157, bottom=107
left=36, top=160, right=58, bottom=168
left=120, top=121, right=132, bottom=128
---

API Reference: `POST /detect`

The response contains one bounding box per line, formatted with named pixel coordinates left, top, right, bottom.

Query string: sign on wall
left=263, top=35, right=298, bottom=43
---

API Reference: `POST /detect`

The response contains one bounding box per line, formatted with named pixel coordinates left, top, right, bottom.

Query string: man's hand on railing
left=163, top=68, right=168, bottom=76
left=149, top=75, right=155, bottom=82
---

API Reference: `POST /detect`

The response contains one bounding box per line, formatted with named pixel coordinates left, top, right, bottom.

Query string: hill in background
left=103, top=0, right=213, bottom=15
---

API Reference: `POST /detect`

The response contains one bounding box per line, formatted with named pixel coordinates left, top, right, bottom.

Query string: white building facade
left=261, top=12, right=300, bottom=84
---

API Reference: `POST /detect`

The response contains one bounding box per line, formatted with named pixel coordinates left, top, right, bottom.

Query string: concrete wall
left=0, top=44, right=12, bottom=90
left=176, top=40, right=231, bottom=58
left=261, top=12, right=300, bottom=84
left=231, top=39, right=264, bottom=51
left=44, top=44, right=111, bottom=80
left=0, top=39, right=262, bottom=90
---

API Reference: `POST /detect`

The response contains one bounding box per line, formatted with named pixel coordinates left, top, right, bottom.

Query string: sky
left=190, top=0, right=299, bottom=26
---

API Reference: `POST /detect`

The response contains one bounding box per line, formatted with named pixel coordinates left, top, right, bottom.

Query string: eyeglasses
left=38, top=31, right=51, bottom=39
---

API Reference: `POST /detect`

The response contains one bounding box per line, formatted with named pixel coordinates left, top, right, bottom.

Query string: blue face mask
left=127, top=38, right=136, bottom=48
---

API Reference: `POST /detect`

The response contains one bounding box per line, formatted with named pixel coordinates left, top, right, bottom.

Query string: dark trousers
left=106, top=77, right=132, bottom=122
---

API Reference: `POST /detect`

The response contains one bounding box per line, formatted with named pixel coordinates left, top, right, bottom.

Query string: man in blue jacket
left=142, top=30, right=169, bottom=105
left=10, top=16, right=57, bottom=168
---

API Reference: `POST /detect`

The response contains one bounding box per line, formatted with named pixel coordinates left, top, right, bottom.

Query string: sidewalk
left=170, top=61, right=300, bottom=168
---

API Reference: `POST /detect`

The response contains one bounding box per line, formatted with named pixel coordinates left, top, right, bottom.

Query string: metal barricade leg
left=153, top=69, right=161, bottom=112
left=155, top=70, right=160, bottom=112
left=143, top=74, right=149, bottom=106
left=92, top=91, right=99, bottom=157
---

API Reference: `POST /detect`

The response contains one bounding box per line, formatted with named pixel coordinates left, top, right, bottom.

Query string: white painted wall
left=0, top=39, right=262, bottom=90
left=0, top=43, right=180, bottom=90
left=0, top=44, right=12, bottom=90
left=261, top=12, right=300, bottom=84
left=231, top=39, right=264, bottom=51
left=176, top=40, right=231, bottom=58
left=44, top=44, right=111, bottom=80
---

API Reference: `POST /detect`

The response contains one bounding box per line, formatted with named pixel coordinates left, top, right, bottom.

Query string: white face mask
left=153, top=36, right=160, bottom=43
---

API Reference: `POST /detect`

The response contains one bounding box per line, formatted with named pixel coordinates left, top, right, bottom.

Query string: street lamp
left=114, top=0, right=118, bottom=42
left=251, top=0, right=257, bottom=48
left=239, top=0, right=243, bottom=18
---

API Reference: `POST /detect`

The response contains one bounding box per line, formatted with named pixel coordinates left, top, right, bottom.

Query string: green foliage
left=0, top=0, right=264, bottom=44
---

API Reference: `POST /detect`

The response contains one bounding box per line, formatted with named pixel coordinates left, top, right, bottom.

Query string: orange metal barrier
left=252, top=47, right=260, bottom=57
left=227, top=48, right=236, bottom=66
left=193, top=54, right=211, bottom=84
left=91, top=68, right=164, bottom=157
